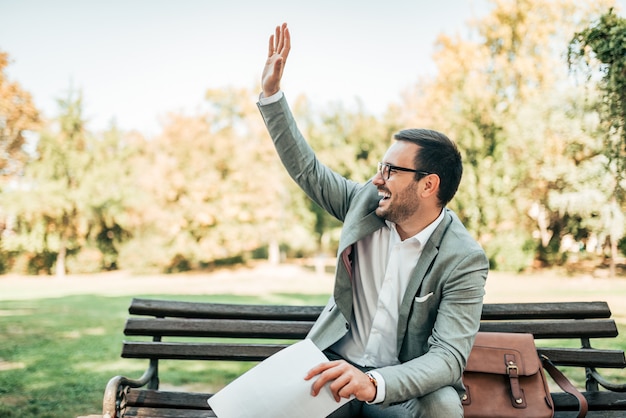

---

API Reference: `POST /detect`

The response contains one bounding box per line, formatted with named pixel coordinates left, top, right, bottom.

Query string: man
left=257, top=23, right=489, bottom=418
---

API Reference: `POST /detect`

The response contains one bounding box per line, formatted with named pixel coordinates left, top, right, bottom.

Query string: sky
left=0, top=0, right=623, bottom=137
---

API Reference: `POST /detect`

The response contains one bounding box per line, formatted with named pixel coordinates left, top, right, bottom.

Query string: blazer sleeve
left=257, top=95, right=361, bottom=222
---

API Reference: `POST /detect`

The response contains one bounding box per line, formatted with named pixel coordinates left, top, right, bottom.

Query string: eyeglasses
left=377, top=162, right=431, bottom=181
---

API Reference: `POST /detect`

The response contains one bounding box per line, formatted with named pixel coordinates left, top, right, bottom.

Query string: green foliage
left=2, top=1, right=625, bottom=273
left=293, top=97, right=399, bottom=254
left=618, top=235, right=626, bottom=256
left=2, top=92, right=135, bottom=275
left=570, top=8, right=626, bottom=196
left=484, top=229, right=536, bottom=272
left=0, top=51, right=40, bottom=181
left=393, top=0, right=623, bottom=270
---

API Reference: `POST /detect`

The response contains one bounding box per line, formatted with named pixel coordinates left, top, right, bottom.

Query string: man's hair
left=393, top=128, right=462, bottom=206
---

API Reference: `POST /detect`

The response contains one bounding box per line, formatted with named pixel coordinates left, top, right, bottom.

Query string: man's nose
left=372, top=171, right=385, bottom=185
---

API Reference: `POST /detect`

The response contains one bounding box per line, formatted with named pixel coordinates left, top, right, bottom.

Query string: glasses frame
left=377, top=162, right=431, bottom=181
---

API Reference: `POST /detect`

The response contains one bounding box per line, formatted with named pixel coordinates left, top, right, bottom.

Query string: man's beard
left=376, top=182, right=419, bottom=224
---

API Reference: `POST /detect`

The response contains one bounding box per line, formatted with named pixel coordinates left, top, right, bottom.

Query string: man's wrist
left=365, top=371, right=385, bottom=404
left=365, top=372, right=378, bottom=402
left=258, top=90, right=283, bottom=105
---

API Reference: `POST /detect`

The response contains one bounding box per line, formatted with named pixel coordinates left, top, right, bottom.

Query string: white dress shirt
left=331, top=210, right=444, bottom=403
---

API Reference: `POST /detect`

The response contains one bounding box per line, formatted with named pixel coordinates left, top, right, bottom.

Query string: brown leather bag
left=462, top=332, right=588, bottom=418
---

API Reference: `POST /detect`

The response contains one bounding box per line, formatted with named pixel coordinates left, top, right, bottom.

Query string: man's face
left=374, top=141, right=421, bottom=224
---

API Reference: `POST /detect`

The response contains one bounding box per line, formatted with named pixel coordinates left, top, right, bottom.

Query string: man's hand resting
left=305, top=360, right=377, bottom=403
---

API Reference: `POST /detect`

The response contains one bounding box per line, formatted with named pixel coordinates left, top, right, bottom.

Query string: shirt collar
left=385, top=209, right=445, bottom=246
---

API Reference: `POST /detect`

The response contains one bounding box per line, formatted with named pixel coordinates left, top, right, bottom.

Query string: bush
left=65, top=247, right=104, bottom=274
left=484, top=231, right=536, bottom=272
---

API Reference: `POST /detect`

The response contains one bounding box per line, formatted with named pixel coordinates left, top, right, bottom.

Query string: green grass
left=0, top=293, right=330, bottom=418
left=0, top=293, right=624, bottom=418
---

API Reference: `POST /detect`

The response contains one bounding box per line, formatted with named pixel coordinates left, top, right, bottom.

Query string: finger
left=309, top=363, right=346, bottom=397
left=310, top=375, right=326, bottom=396
left=274, top=25, right=281, bottom=52
left=275, top=26, right=284, bottom=55
left=308, top=369, right=339, bottom=395
left=281, top=26, right=291, bottom=61
left=267, top=34, right=275, bottom=58
left=337, top=383, right=354, bottom=401
left=330, top=373, right=353, bottom=402
left=305, top=360, right=341, bottom=380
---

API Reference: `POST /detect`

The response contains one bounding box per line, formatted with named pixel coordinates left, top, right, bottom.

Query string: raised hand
left=261, top=23, right=291, bottom=98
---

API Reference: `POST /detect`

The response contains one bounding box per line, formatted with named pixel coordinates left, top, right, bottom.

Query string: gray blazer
left=258, top=95, right=489, bottom=406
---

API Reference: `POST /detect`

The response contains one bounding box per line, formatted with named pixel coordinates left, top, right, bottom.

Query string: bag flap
left=465, top=332, right=541, bottom=376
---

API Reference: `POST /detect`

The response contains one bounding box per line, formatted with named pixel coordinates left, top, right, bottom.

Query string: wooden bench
left=102, top=298, right=626, bottom=418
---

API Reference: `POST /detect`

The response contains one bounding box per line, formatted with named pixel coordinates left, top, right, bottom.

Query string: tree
left=0, top=51, right=41, bottom=272
left=116, top=86, right=317, bottom=272
left=76, top=124, right=138, bottom=271
left=569, top=9, right=626, bottom=275
left=0, top=51, right=40, bottom=182
left=394, top=0, right=617, bottom=270
left=4, top=91, right=90, bottom=275
left=293, top=96, right=399, bottom=255
left=570, top=9, right=626, bottom=185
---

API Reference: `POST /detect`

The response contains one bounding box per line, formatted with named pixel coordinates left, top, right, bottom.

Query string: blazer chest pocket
left=414, top=292, right=434, bottom=303
left=407, top=292, right=437, bottom=334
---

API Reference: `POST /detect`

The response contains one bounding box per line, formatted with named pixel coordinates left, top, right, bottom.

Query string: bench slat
left=129, top=298, right=323, bottom=321
left=479, top=319, right=618, bottom=339
left=555, top=411, right=626, bottom=417
left=129, top=299, right=612, bottom=321
left=481, top=302, right=611, bottom=320
left=124, top=318, right=314, bottom=339
left=121, top=390, right=626, bottom=417
left=553, top=390, right=626, bottom=411
left=122, top=342, right=287, bottom=361
left=537, top=347, right=626, bottom=368
left=122, top=407, right=216, bottom=417
left=124, top=317, right=617, bottom=340
left=121, top=341, right=626, bottom=369
left=125, top=389, right=212, bottom=410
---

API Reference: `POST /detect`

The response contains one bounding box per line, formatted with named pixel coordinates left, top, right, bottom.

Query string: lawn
left=0, top=293, right=330, bottom=418
left=0, top=267, right=625, bottom=418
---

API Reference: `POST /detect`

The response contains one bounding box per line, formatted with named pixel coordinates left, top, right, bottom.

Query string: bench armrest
left=102, top=362, right=158, bottom=418
left=589, top=368, right=626, bottom=392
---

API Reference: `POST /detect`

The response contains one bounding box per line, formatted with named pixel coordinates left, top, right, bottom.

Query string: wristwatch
left=365, top=372, right=378, bottom=401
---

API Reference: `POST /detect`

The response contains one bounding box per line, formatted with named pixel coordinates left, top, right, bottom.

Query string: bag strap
left=541, top=355, right=588, bottom=418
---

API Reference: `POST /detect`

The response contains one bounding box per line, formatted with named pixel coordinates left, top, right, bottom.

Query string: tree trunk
left=56, top=237, right=67, bottom=278
left=609, top=235, right=617, bottom=278
left=268, top=238, right=280, bottom=265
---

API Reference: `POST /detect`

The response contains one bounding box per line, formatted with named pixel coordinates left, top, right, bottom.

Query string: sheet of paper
left=207, top=339, right=352, bottom=418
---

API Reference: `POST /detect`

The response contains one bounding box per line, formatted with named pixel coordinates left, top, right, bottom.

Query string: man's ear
left=420, top=174, right=440, bottom=199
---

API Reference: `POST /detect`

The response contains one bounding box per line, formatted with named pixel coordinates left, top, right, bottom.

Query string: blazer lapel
left=396, top=210, right=453, bottom=349
left=335, top=209, right=385, bottom=320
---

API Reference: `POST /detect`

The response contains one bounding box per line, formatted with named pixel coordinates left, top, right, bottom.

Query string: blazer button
left=345, top=323, right=350, bottom=330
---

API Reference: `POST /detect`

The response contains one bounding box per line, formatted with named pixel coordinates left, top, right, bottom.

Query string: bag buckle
left=505, top=356, right=525, bottom=406
left=506, top=361, right=519, bottom=376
